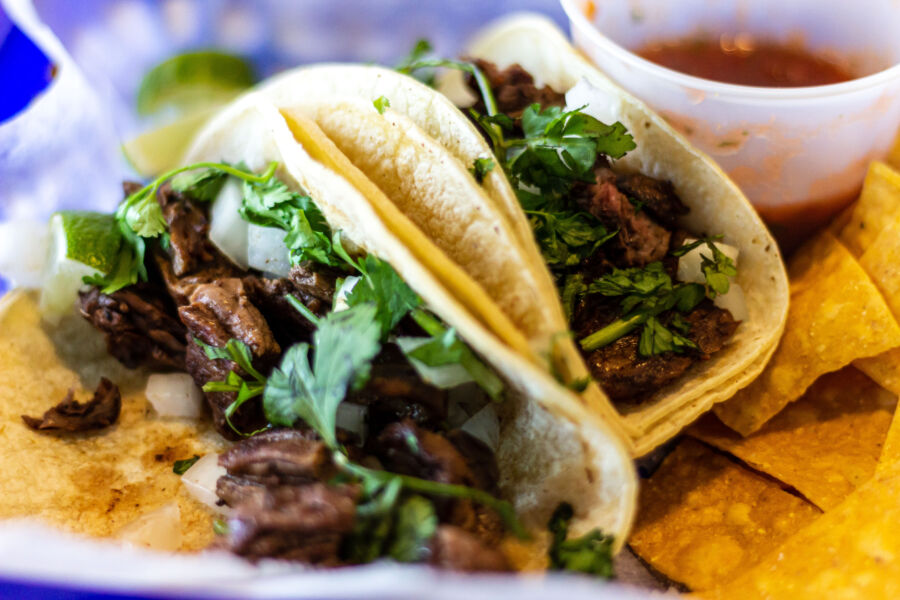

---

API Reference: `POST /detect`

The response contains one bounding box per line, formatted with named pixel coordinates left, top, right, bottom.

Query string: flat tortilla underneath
left=0, top=292, right=224, bottom=551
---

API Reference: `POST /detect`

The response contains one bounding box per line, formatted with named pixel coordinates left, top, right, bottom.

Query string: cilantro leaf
left=344, top=255, right=422, bottom=338
left=469, top=157, right=495, bottom=183
left=194, top=337, right=268, bottom=436
left=172, top=455, right=200, bottom=475
left=639, top=316, right=698, bottom=356
left=388, top=495, right=438, bottom=563
left=579, top=263, right=706, bottom=355
left=373, top=96, right=391, bottom=114
left=701, top=243, right=737, bottom=298
left=263, top=303, right=382, bottom=449
left=120, top=190, right=167, bottom=238
left=408, top=309, right=504, bottom=401
left=548, top=503, right=615, bottom=577
left=561, top=273, right=587, bottom=321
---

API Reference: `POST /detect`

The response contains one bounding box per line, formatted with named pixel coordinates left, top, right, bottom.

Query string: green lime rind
left=137, top=51, right=256, bottom=116
left=57, top=211, right=123, bottom=274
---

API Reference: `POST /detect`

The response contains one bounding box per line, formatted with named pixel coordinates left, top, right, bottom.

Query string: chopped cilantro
left=263, top=303, right=383, bottom=449
left=578, top=262, right=705, bottom=355
left=373, top=95, right=391, bottom=114
left=387, top=495, right=438, bottom=562
left=212, top=519, right=229, bottom=536
left=548, top=503, right=614, bottom=577
left=172, top=455, right=200, bottom=475
left=195, top=337, right=268, bottom=436
left=343, top=254, right=422, bottom=339
left=671, top=236, right=737, bottom=298
left=469, top=157, right=495, bottom=183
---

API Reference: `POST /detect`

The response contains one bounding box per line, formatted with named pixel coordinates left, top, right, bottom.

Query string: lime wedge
left=123, top=106, right=219, bottom=177
left=39, top=212, right=122, bottom=322
left=136, top=51, right=255, bottom=116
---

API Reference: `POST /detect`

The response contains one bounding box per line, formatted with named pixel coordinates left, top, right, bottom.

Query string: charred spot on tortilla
left=462, top=60, right=740, bottom=406
left=22, top=377, right=121, bottom=432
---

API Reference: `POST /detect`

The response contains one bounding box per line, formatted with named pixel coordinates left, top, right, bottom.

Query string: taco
left=2, top=93, right=635, bottom=572
left=254, top=15, right=789, bottom=454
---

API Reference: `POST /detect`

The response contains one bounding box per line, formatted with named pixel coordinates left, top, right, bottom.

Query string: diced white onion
left=247, top=223, right=291, bottom=277
left=336, top=402, right=368, bottom=441
left=565, top=78, right=623, bottom=126
left=0, top=220, right=48, bottom=289
left=714, top=283, right=749, bottom=323
left=209, top=179, right=249, bottom=269
left=395, top=337, right=474, bottom=390
left=461, top=404, right=500, bottom=452
left=436, top=69, right=478, bottom=108
left=145, top=373, right=204, bottom=419
left=181, top=454, right=228, bottom=514
left=117, top=502, right=182, bottom=552
left=333, top=276, right=360, bottom=312
left=676, top=238, right=740, bottom=285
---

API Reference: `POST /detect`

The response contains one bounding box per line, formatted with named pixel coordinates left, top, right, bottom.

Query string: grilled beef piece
left=373, top=420, right=475, bottom=486
left=179, top=278, right=280, bottom=437
left=242, top=264, right=340, bottom=349
left=614, top=172, right=689, bottom=229
left=79, top=284, right=187, bottom=370
left=429, top=525, right=510, bottom=572
left=153, top=185, right=241, bottom=306
left=218, top=428, right=333, bottom=486
left=577, top=300, right=739, bottom=403
left=352, top=362, right=449, bottom=432
left=446, top=429, right=500, bottom=494
left=218, top=482, right=359, bottom=563
left=468, top=59, right=566, bottom=119
left=22, top=377, right=121, bottom=432
left=373, top=420, right=505, bottom=545
left=573, top=167, right=671, bottom=267
left=289, top=263, right=338, bottom=309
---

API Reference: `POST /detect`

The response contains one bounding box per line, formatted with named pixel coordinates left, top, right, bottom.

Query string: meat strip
left=468, top=59, right=566, bottom=119
left=22, top=377, right=121, bottom=432
left=572, top=167, right=671, bottom=267
left=79, top=285, right=186, bottom=371
left=179, top=278, right=280, bottom=437
left=218, top=483, right=359, bottom=564
left=218, top=428, right=333, bottom=486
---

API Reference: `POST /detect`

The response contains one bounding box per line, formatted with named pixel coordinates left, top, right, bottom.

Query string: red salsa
left=637, top=35, right=854, bottom=87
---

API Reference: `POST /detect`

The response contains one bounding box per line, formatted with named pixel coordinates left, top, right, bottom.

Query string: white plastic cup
left=561, top=0, right=900, bottom=242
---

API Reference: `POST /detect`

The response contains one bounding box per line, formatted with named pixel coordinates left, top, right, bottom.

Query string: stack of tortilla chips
left=628, top=152, right=900, bottom=595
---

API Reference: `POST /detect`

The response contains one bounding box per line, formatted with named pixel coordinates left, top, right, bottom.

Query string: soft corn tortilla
left=715, top=232, right=900, bottom=435
left=183, top=96, right=637, bottom=557
left=255, top=15, right=788, bottom=455
left=0, top=291, right=224, bottom=551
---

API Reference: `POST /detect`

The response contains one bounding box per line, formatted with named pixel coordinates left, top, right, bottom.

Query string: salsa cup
left=560, top=0, right=900, bottom=243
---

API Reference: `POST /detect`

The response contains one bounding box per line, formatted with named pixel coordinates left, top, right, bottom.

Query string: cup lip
left=560, top=0, right=900, bottom=102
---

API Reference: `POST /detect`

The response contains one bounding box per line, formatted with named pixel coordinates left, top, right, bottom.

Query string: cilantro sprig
left=195, top=337, right=270, bottom=436
left=548, top=503, right=614, bottom=577
left=578, top=262, right=704, bottom=355
left=88, top=161, right=279, bottom=294
left=670, top=236, right=737, bottom=298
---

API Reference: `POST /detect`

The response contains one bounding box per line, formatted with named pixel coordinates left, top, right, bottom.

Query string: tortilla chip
left=879, top=395, right=900, bottom=473
left=703, top=462, right=900, bottom=600
left=854, top=349, right=900, bottom=396
left=0, top=292, right=223, bottom=550
left=628, top=439, right=821, bottom=591
left=836, top=161, right=900, bottom=257
left=691, top=367, right=896, bottom=510
left=887, top=132, right=900, bottom=171
left=714, top=232, right=900, bottom=435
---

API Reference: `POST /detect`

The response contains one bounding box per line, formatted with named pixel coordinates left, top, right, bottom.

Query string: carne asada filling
left=77, top=173, right=515, bottom=569
left=463, top=60, right=740, bottom=405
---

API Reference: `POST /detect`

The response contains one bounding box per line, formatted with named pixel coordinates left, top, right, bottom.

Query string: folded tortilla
left=251, top=15, right=789, bottom=454
left=182, top=96, right=637, bottom=560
